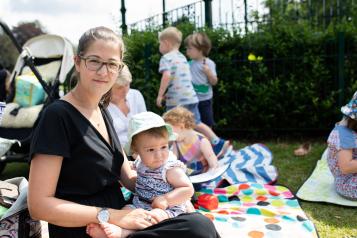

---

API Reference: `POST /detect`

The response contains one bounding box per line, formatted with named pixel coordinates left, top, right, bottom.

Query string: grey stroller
left=0, top=20, right=75, bottom=174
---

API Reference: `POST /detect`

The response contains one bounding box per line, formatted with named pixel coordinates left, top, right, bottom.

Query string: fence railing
left=121, top=0, right=356, bottom=35
left=126, top=1, right=204, bottom=33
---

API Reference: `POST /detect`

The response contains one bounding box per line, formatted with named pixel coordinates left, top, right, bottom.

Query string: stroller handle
left=0, top=20, right=22, bottom=54
left=0, top=20, right=55, bottom=102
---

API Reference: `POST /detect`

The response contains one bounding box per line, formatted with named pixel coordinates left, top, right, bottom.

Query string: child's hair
left=131, top=126, right=169, bottom=150
left=158, top=26, right=182, bottom=47
left=76, top=26, right=125, bottom=107
left=184, top=32, right=212, bottom=57
left=162, top=106, right=195, bottom=129
left=115, top=64, right=132, bottom=86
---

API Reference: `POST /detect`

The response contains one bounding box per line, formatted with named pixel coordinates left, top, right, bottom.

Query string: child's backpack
left=0, top=177, right=42, bottom=238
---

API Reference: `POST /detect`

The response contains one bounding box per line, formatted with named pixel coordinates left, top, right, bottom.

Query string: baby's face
left=134, top=133, right=169, bottom=170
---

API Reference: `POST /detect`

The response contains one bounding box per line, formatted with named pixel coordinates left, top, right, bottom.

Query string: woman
left=27, top=26, right=220, bottom=238
left=108, top=65, right=146, bottom=147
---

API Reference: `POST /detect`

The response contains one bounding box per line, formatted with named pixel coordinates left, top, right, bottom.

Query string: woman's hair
left=162, top=106, right=195, bottom=129
left=76, top=26, right=125, bottom=107
left=158, top=26, right=182, bottom=46
left=115, top=64, right=132, bottom=86
left=184, top=32, right=212, bottom=57
left=131, top=126, right=169, bottom=150
left=346, top=116, right=357, bottom=132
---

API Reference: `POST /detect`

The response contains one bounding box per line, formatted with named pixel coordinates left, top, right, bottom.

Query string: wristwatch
left=97, top=208, right=110, bottom=223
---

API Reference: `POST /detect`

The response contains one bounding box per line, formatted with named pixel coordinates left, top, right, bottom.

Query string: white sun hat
left=124, top=111, right=176, bottom=155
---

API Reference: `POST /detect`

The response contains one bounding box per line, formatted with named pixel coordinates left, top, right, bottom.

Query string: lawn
left=1, top=140, right=356, bottom=237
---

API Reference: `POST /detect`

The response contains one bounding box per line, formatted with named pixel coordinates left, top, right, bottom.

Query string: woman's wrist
left=108, top=208, right=129, bottom=226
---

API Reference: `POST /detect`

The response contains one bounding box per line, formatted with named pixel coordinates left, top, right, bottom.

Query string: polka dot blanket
left=196, top=183, right=319, bottom=238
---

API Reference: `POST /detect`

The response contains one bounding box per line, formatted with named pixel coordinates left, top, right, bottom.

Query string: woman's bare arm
left=28, top=154, right=154, bottom=229
left=28, top=154, right=101, bottom=227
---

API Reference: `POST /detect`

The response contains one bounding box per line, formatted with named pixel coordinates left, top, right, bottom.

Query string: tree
left=12, top=20, right=47, bottom=47
left=0, top=33, right=19, bottom=70
left=0, top=20, right=47, bottom=71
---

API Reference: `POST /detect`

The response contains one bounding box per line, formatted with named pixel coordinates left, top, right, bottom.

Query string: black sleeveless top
left=30, top=100, right=126, bottom=237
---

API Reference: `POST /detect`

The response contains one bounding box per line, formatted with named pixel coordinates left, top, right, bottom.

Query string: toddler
left=327, top=92, right=357, bottom=200
left=163, top=106, right=219, bottom=176
left=87, top=111, right=194, bottom=238
left=156, top=26, right=229, bottom=157
left=185, top=32, right=217, bottom=128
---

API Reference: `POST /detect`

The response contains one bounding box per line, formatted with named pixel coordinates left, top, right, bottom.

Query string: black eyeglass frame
left=78, top=55, right=124, bottom=73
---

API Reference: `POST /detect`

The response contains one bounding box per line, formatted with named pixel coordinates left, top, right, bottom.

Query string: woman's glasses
left=79, top=55, right=124, bottom=73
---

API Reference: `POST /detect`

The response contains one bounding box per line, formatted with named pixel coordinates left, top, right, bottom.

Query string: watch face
left=98, top=208, right=110, bottom=223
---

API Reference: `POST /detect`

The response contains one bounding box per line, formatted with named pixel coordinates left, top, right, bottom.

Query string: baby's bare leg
left=86, top=223, right=107, bottom=238
left=87, top=206, right=135, bottom=238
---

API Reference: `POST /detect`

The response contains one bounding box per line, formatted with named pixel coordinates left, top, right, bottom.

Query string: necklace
left=71, top=90, right=102, bottom=128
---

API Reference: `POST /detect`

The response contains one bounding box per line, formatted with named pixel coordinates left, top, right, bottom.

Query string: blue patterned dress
left=131, top=152, right=189, bottom=217
left=327, top=124, right=357, bottom=200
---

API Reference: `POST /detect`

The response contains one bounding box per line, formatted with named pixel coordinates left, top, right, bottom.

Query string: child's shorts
left=166, top=103, right=201, bottom=124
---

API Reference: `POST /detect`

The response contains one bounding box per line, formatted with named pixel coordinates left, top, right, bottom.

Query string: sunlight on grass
left=234, top=140, right=357, bottom=238
left=1, top=140, right=356, bottom=236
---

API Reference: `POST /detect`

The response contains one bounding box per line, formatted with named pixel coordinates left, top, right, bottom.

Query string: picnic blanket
left=193, top=144, right=278, bottom=190
left=297, top=149, right=357, bottom=207
left=196, top=183, right=319, bottom=238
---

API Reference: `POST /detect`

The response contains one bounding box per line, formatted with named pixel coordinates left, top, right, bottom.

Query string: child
left=156, top=26, right=229, bottom=157
left=185, top=32, right=217, bottom=128
left=87, top=111, right=195, bottom=238
left=163, top=106, right=218, bottom=176
left=327, top=91, right=357, bottom=200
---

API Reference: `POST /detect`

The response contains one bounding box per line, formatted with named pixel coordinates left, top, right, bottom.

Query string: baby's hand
left=152, top=195, right=169, bottom=210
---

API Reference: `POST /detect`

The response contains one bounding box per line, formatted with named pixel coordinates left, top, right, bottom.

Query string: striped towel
left=195, top=144, right=278, bottom=190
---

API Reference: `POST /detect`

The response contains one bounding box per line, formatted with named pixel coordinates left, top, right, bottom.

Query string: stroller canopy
left=11, top=34, right=74, bottom=84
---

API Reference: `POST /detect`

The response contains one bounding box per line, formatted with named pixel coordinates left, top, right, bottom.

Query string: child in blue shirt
left=184, top=32, right=217, bottom=128
left=327, top=91, right=357, bottom=200
left=156, top=27, right=229, bottom=157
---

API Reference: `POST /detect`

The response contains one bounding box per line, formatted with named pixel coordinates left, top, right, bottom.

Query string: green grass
left=235, top=140, right=357, bottom=238
left=1, top=140, right=357, bottom=237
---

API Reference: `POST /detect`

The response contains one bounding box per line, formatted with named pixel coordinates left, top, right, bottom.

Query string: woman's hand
left=149, top=208, right=169, bottom=223
left=110, top=208, right=158, bottom=230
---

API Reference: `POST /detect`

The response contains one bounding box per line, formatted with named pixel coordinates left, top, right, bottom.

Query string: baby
left=87, top=111, right=194, bottom=238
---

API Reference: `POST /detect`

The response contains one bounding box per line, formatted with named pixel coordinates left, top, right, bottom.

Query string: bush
left=123, top=19, right=357, bottom=137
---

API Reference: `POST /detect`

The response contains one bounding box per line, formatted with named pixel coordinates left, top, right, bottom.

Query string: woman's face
left=111, top=83, right=130, bottom=102
left=75, top=39, right=122, bottom=97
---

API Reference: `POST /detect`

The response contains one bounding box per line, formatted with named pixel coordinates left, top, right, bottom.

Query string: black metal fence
left=121, top=0, right=356, bottom=34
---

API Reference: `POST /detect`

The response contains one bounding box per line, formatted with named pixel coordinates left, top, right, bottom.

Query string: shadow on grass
left=1, top=140, right=356, bottom=237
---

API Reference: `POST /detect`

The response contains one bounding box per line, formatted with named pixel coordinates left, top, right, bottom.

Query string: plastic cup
left=0, top=102, right=6, bottom=125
